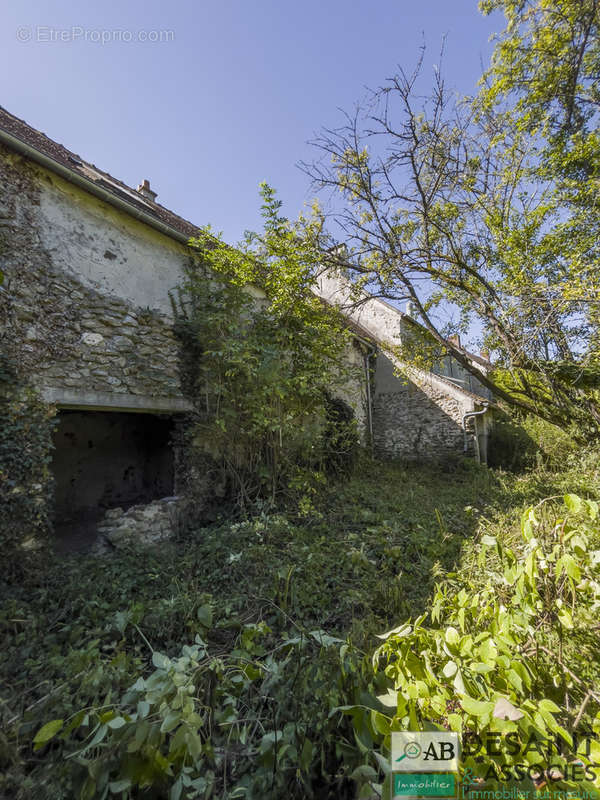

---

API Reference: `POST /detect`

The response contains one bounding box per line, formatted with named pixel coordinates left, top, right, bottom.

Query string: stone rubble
left=96, top=496, right=180, bottom=550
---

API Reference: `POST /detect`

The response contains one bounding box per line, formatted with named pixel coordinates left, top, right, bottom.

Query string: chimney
left=405, top=301, right=414, bottom=317
left=448, top=334, right=461, bottom=348
left=136, top=179, right=157, bottom=202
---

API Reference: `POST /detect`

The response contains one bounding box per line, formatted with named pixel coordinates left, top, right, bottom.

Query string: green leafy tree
left=304, top=0, right=600, bottom=439
left=172, top=183, right=359, bottom=509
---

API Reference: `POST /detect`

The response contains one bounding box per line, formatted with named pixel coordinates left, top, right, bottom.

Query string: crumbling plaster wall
left=35, top=166, right=185, bottom=314
left=0, top=144, right=190, bottom=412
left=334, top=338, right=369, bottom=439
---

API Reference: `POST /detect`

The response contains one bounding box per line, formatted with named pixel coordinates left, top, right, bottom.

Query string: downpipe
left=462, top=405, right=489, bottom=463
left=362, top=343, right=376, bottom=452
left=363, top=347, right=375, bottom=451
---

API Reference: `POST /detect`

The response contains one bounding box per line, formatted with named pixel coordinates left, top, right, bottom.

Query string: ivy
left=0, top=355, right=55, bottom=564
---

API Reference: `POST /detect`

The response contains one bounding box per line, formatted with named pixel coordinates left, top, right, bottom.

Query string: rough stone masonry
left=0, top=143, right=188, bottom=413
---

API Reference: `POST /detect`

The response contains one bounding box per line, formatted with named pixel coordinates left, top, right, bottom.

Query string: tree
left=171, top=183, right=359, bottom=509
left=303, top=0, right=600, bottom=439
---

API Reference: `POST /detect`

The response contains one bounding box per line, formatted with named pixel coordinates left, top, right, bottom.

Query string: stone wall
left=334, top=338, right=369, bottom=440
left=316, top=268, right=490, bottom=401
left=372, top=353, right=488, bottom=461
left=0, top=144, right=190, bottom=413
left=373, top=368, right=468, bottom=461
left=1, top=142, right=380, bottom=553
left=316, top=269, right=492, bottom=461
left=2, top=132, right=491, bottom=516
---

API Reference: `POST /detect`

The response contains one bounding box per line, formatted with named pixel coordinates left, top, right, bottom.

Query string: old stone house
left=0, top=106, right=493, bottom=547
left=316, top=270, right=494, bottom=464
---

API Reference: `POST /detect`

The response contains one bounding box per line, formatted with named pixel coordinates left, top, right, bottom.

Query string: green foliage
left=480, top=0, right=600, bottom=144
left=36, top=628, right=365, bottom=799
left=0, top=381, right=55, bottom=560
left=2, top=459, right=498, bottom=798
left=5, top=447, right=600, bottom=798
left=486, top=412, right=540, bottom=472
left=172, top=183, right=358, bottom=509
left=519, top=414, right=580, bottom=470
left=486, top=410, right=586, bottom=473
left=477, top=0, right=600, bottom=436
left=346, top=493, right=600, bottom=797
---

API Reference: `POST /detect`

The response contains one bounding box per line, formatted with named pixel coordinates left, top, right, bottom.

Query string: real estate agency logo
left=392, top=732, right=461, bottom=772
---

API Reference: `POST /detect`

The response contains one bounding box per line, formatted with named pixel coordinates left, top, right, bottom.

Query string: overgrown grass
left=2, top=454, right=599, bottom=797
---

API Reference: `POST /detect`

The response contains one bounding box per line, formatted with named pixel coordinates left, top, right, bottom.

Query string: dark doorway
left=51, top=410, right=174, bottom=551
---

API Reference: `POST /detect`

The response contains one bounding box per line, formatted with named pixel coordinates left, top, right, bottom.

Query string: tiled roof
left=0, top=105, right=200, bottom=240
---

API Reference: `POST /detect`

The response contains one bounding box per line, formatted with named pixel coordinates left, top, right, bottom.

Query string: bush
left=521, top=415, right=580, bottom=470
left=171, top=183, right=359, bottom=512
left=345, top=493, right=600, bottom=798
left=30, top=618, right=368, bottom=799
left=486, top=411, right=582, bottom=473
left=486, top=411, right=539, bottom=471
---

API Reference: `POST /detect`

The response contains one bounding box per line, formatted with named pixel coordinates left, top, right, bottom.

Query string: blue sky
left=2, top=1, right=501, bottom=244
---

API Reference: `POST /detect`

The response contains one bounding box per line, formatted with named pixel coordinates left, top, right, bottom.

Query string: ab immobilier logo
left=391, top=732, right=461, bottom=800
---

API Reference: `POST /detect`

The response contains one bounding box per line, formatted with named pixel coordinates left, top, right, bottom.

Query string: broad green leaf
left=470, top=662, right=494, bottom=674
left=376, top=690, right=398, bottom=708
left=300, top=739, right=313, bottom=771
left=196, top=604, right=213, bottom=628
left=585, top=500, right=598, bottom=520
left=371, top=710, right=391, bottom=736
left=350, top=764, right=378, bottom=782
left=564, top=494, right=582, bottom=514
left=557, top=608, right=574, bottom=629
left=459, top=696, right=494, bottom=717
left=442, top=660, right=458, bottom=678
left=170, top=776, right=183, bottom=800
left=447, top=713, right=463, bottom=731
left=87, top=724, right=108, bottom=748
left=539, top=698, right=561, bottom=713
left=109, top=779, right=132, bottom=793
left=478, top=638, right=497, bottom=665
left=376, top=623, right=412, bottom=640
left=161, top=711, right=182, bottom=734
left=137, top=700, right=150, bottom=719
left=80, top=776, right=96, bottom=800
left=445, top=627, right=460, bottom=647
left=152, top=652, right=171, bottom=669
left=107, top=716, right=126, bottom=730
left=493, top=697, right=523, bottom=721
left=507, top=669, right=523, bottom=693
left=33, top=719, right=64, bottom=750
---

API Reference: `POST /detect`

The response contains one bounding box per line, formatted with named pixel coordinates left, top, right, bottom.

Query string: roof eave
left=0, top=126, right=191, bottom=247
